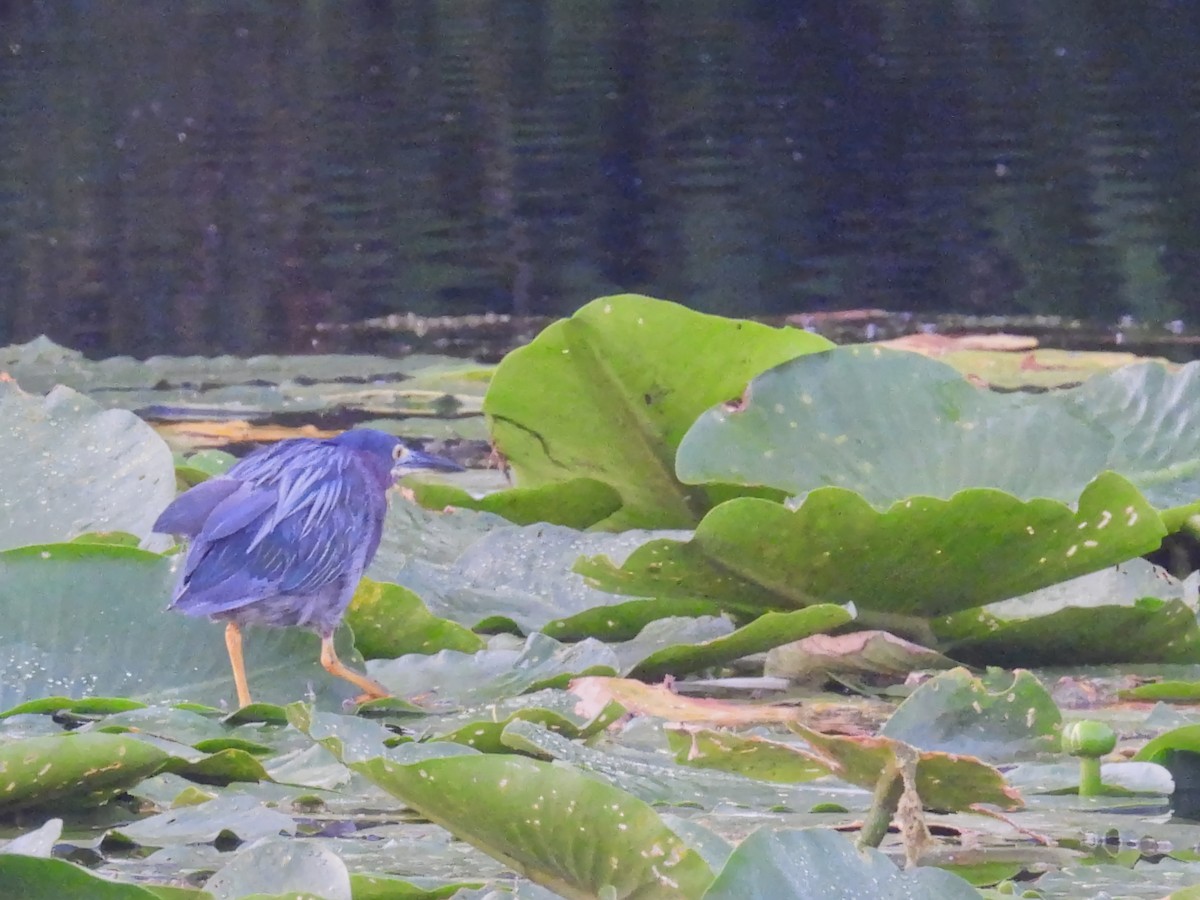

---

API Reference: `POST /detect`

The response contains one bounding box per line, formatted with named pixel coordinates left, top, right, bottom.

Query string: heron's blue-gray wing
left=169, top=451, right=387, bottom=617
left=153, top=478, right=243, bottom=538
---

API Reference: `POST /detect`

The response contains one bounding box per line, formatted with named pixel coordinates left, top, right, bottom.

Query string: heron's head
left=332, top=428, right=463, bottom=484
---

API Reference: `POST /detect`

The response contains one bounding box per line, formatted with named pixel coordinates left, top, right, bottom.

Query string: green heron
left=153, top=428, right=462, bottom=707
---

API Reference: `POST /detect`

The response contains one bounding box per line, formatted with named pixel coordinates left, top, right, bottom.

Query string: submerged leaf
left=881, top=668, right=1061, bottom=760
left=702, top=827, right=980, bottom=899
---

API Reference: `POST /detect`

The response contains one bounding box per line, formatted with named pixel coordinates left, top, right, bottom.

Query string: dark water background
left=2, top=0, right=1198, bottom=358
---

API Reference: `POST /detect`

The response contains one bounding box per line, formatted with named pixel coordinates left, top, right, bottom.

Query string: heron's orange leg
left=320, top=636, right=390, bottom=702
left=225, top=622, right=252, bottom=708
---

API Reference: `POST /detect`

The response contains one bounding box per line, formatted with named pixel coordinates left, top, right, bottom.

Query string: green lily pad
left=1068, top=361, right=1200, bottom=510
left=543, top=597, right=728, bottom=643
left=0, top=855, right=209, bottom=899
left=0, top=541, right=366, bottom=709
left=623, top=605, right=852, bottom=680
left=409, top=478, right=624, bottom=530
left=0, top=732, right=168, bottom=814
left=676, top=345, right=1112, bottom=505
left=577, top=472, right=1164, bottom=620
left=0, top=381, right=176, bottom=550
left=432, top=696, right=624, bottom=755
left=498, top=719, right=820, bottom=811
left=350, top=751, right=715, bottom=899
left=933, top=560, right=1200, bottom=666
left=385, top=522, right=689, bottom=635
left=349, top=874, right=484, bottom=899
left=484, top=294, right=830, bottom=529
left=345, top=578, right=483, bottom=660
left=702, top=827, right=980, bottom=899
left=163, top=748, right=273, bottom=785
left=880, top=668, right=1061, bottom=761
left=0, top=697, right=147, bottom=719
left=1134, top=724, right=1200, bottom=765
left=111, top=794, right=295, bottom=847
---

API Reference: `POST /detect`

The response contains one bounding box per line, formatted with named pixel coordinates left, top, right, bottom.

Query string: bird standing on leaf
left=153, top=429, right=462, bottom=708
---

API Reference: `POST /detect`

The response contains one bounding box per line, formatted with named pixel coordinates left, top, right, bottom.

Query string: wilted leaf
left=766, top=631, right=956, bottom=683
left=666, top=727, right=830, bottom=782
left=789, top=724, right=1023, bottom=812
left=569, top=676, right=805, bottom=727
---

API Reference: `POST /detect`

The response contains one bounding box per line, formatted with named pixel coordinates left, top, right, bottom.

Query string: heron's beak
left=393, top=448, right=464, bottom=477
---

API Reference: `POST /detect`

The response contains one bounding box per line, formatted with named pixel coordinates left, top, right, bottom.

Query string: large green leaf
left=409, top=478, right=623, bottom=530
left=484, top=294, right=830, bottom=529
left=577, top=472, right=1164, bottom=620
left=676, top=346, right=1110, bottom=505
left=701, top=827, right=980, bottom=900
left=0, top=542, right=365, bottom=708
left=0, top=381, right=175, bottom=550
left=678, top=348, right=1200, bottom=515
left=351, top=753, right=715, bottom=899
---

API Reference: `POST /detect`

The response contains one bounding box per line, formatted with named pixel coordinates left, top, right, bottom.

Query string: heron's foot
left=320, top=636, right=391, bottom=701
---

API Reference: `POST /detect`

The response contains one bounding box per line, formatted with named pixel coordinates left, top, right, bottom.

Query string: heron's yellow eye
left=391, top=444, right=405, bottom=461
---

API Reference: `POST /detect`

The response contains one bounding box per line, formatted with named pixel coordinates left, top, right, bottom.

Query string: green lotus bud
left=1062, top=720, right=1116, bottom=797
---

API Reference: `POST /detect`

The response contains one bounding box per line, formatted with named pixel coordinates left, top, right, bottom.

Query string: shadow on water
left=1, top=1, right=1200, bottom=358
